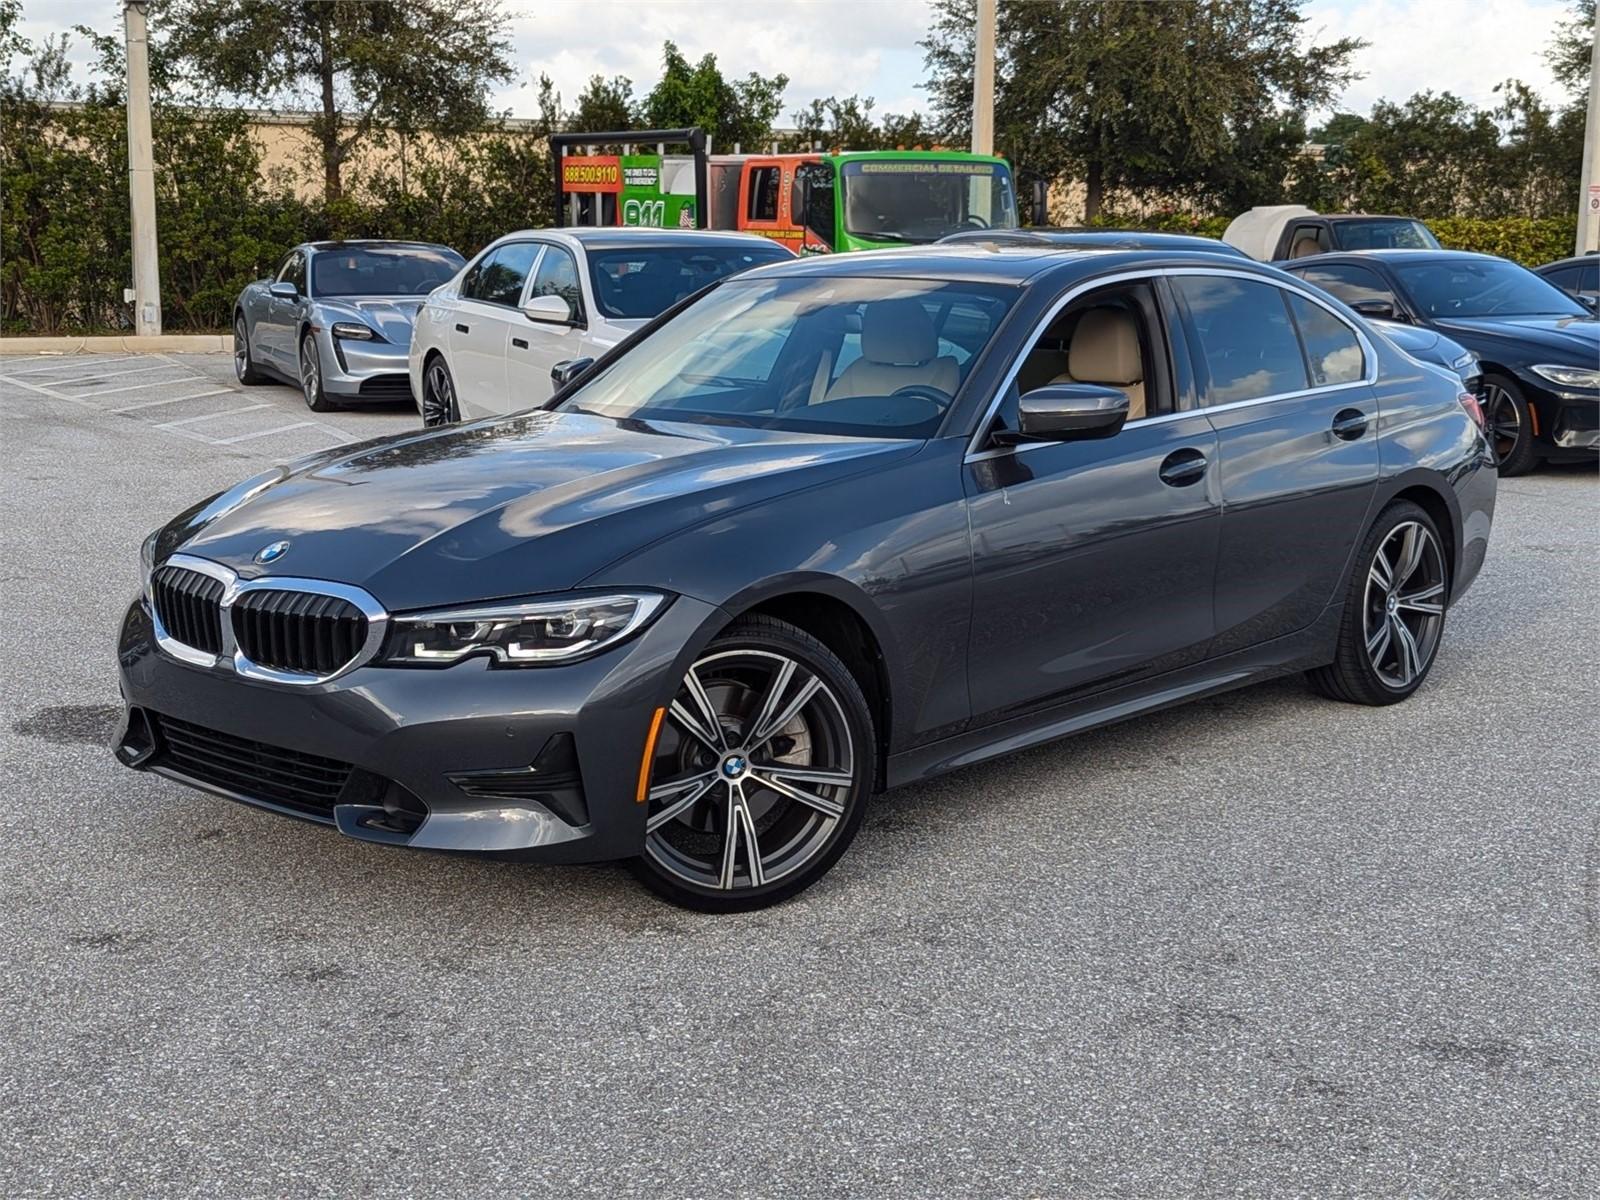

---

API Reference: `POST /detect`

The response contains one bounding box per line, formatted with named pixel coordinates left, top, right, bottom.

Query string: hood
left=1432, top=314, right=1599, bottom=362
left=162, top=410, right=920, bottom=610
left=317, top=297, right=425, bottom=346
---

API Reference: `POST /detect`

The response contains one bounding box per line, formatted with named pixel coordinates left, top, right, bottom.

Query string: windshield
left=311, top=247, right=464, bottom=297
left=841, top=160, right=1019, bottom=244
left=587, top=244, right=792, bottom=320
left=1394, top=258, right=1588, bottom=318
left=1336, top=220, right=1439, bottom=250
left=556, top=275, right=1018, bottom=439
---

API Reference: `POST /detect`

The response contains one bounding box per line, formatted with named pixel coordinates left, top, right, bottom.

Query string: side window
left=465, top=242, right=539, bottom=307
left=1287, top=293, right=1365, bottom=386
left=1175, top=276, right=1309, bottom=405
left=747, top=166, right=780, bottom=222
left=1294, top=263, right=1399, bottom=312
left=1543, top=265, right=1579, bottom=292
left=1287, top=224, right=1328, bottom=258
left=277, top=251, right=306, bottom=293
left=1578, top=261, right=1599, bottom=292
left=528, top=244, right=583, bottom=319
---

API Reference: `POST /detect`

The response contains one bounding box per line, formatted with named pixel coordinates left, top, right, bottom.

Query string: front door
left=449, top=240, right=540, bottom=419
left=1170, top=273, right=1380, bottom=655
left=963, top=279, right=1223, bottom=721
left=261, top=249, right=307, bottom=369
left=504, top=242, right=588, bottom=406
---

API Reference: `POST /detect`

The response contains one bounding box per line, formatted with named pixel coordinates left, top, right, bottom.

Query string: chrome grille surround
left=147, top=553, right=389, bottom=686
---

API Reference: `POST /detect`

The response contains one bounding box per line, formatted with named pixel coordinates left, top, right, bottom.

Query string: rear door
left=449, top=240, right=540, bottom=418
left=505, top=241, right=589, bottom=405
left=1172, top=272, right=1379, bottom=656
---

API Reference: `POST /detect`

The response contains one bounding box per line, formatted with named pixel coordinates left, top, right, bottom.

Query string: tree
left=570, top=74, right=637, bottom=132
left=157, top=0, right=514, bottom=203
left=921, top=0, right=1364, bottom=218
left=639, top=41, right=787, bottom=150
left=1546, top=0, right=1595, bottom=96
left=784, top=95, right=932, bottom=151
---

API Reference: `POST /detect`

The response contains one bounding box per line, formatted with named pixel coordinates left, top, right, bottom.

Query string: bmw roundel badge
left=254, top=539, right=291, bottom=565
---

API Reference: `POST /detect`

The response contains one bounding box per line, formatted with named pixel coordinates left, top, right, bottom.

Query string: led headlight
left=381, top=592, right=665, bottom=666
left=139, top=527, right=161, bottom=600
left=1530, top=363, right=1600, bottom=389
left=330, top=322, right=377, bottom=341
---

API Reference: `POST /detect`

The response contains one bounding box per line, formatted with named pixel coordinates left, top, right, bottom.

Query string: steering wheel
left=961, top=214, right=991, bottom=231
left=889, top=384, right=955, bottom=410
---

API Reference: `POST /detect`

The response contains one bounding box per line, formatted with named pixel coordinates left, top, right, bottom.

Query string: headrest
left=1291, top=236, right=1322, bottom=258
left=1068, top=308, right=1143, bottom=385
left=860, top=299, right=937, bottom=365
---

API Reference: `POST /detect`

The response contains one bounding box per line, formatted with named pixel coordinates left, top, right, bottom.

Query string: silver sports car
left=233, top=240, right=465, bottom=411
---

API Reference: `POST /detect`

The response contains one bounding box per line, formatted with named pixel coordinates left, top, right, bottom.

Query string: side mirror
left=523, top=294, right=574, bottom=325
left=997, top=384, right=1130, bottom=445
left=550, top=357, right=595, bottom=389
left=268, top=281, right=299, bottom=300
left=1351, top=298, right=1400, bottom=322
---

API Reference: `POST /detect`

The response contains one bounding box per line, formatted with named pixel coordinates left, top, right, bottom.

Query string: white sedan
left=409, top=227, right=792, bottom=424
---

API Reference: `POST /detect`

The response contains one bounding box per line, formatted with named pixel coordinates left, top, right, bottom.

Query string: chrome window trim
left=148, top=553, right=389, bottom=686
left=963, top=265, right=1379, bottom=462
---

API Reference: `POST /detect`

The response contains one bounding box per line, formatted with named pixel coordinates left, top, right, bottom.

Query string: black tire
left=299, top=332, right=338, bottom=413
left=628, top=615, right=876, bottom=912
left=1480, top=372, right=1537, bottom=476
left=1309, top=500, right=1449, bottom=706
left=233, top=314, right=266, bottom=385
left=421, top=354, right=460, bottom=427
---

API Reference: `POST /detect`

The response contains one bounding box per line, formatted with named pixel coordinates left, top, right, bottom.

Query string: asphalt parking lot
left=2, top=350, right=1597, bottom=1198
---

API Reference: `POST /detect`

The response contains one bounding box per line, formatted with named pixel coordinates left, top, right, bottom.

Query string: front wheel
left=629, top=616, right=875, bottom=911
left=299, top=332, right=338, bottom=412
left=233, top=315, right=266, bottom=384
left=1309, top=501, right=1448, bottom=706
left=1480, top=373, right=1536, bottom=476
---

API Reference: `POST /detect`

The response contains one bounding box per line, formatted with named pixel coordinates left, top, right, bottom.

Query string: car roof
left=496, top=227, right=789, bottom=253
left=1320, top=214, right=1426, bottom=223
left=1286, top=249, right=1502, bottom=267
left=941, top=228, right=1247, bottom=256
left=303, top=240, right=460, bottom=255
left=1536, top=254, right=1599, bottom=271
left=737, top=244, right=1289, bottom=287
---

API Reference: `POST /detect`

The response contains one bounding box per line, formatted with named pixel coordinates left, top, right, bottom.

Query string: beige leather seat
left=1290, top=234, right=1323, bottom=258
left=1051, top=307, right=1146, bottom=421
left=824, top=300, right=960, bottom=402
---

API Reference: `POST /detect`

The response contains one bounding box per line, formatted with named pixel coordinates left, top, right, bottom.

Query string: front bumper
left=114, top=591, right=723, bottom=863
left=320, top=330, right=415, bottom=402
left=1524, top=379, right=1600, bottom=457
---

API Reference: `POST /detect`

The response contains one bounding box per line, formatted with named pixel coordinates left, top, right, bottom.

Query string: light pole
left=124, top=0, right=161, bottom=336
left=972, top=0, right=996, bottom=156
left=1577, top=14, right=1600, bottom=255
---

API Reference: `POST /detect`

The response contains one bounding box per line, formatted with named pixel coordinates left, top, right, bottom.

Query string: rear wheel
left=421, top=356, right=460, bottom=427
left=299, top=332, right=338, bottom=412
left=233, top=315, right=266, bottom=384
left=1480, top=373, right=1536, bottom=476
left=1309, top=501, right=1448, bottom=706
left=629, top=616, right=874, bottom=911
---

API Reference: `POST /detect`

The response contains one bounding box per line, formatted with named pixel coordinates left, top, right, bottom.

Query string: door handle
left=1159, top=448, right=1208, bottom=487
left=454, top=323, right=470, bottom=334
left=1332, top=408, right=1369, bottom=440
left=511, top=337, right=528, bottom=350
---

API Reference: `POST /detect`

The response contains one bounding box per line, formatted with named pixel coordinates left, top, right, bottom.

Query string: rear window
left=588, top=245, right=792, bottom=320
left=1334, top=220, right=1439, bottom=251
left=311, top=247, right=463, bottom=297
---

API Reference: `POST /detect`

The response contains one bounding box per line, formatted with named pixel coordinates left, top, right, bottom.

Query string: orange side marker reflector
left=1526, top=404, right=1540, bottom=437
left=636, top=707, right=666, bottom=803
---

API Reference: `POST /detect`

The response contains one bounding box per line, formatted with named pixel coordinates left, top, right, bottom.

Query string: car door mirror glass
left=551, top=357, right=596, bottom=389
left=269, top=281, right=299, bottom=300
left=1000, top=384, right=1130, bottom=445
left=523, top=294, right=573, bottom=325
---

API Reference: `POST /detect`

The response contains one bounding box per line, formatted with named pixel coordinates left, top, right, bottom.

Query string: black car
left=1284, top=250, right=1600, bottom=474
left=941, top=227, right=1249, bottom=256
left=116, top=248, right=1495, bottom=910
left=1534, top=254, right=1599, bottom=308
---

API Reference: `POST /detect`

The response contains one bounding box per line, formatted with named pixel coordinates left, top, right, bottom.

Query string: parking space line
left=108, top=388, right=236, bottom=413
left=53, top=362, right=194, bottom=386
left=66, top=374, right=209, bottom=399
left=154, top=403, right=273, bottom=428
left=5, top=354, right=144, bottom=376
left=216, top=421, right=316, bottom=444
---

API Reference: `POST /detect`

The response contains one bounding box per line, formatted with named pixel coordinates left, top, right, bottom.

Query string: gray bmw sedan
left=119, top=246, right=1496, bottom=910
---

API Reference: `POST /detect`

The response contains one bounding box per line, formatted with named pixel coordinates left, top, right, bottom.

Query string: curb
left=0, top=334, right=229, bottom=355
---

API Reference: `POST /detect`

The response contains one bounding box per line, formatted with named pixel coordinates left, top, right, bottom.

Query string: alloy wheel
left=423, top=360, right=457, bottom=426
left=1480, top=382, right=1520, bottom=466
left=643, top=649, right=857, bottom=893
left=1362, top=520, right=1446, bottom=690
left=300, top=337, right=321, bottom=404
left=233, top=319, right=249, bottom=381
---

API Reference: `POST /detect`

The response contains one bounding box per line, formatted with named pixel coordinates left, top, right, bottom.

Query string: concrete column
left=124, top=0, right=161, bottom=335
left=1577, top=16, right=1600, bottom=255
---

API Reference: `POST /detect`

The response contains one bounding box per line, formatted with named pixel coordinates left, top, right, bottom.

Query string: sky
left=12, top=0, right=1580, bottom=125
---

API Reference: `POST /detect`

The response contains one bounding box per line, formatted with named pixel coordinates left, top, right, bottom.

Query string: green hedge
left=1092, top=210, right=1576, bottom=266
